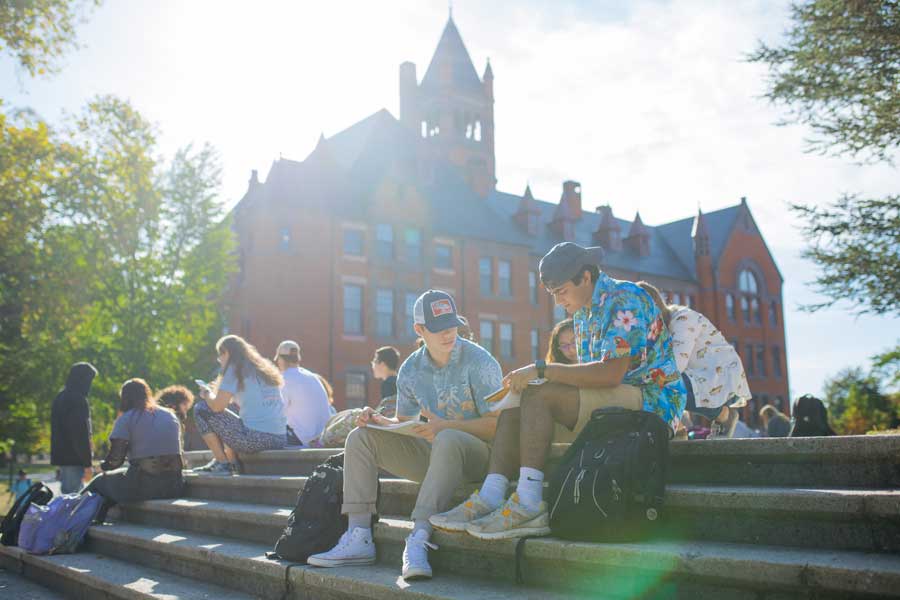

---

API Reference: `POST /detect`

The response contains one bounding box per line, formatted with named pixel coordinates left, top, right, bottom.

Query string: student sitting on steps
left=307, top=290, right=503, bottom=581
left=430, top=242, right=686, bottom=540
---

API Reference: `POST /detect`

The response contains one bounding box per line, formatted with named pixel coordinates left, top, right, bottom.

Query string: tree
left=748, top=0, right=900, bottom=164
left=0, top=96, right=235, bottom=454
left=0, top=0, right=100, bottom=77
left=823, top=367, right=899, bottom=434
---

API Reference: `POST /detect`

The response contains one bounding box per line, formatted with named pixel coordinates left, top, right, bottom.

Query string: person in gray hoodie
left=51, top=362, right=97, bottom=493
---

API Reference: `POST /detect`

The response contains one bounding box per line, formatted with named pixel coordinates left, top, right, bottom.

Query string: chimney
left=399, top=61, right=418, bottom=127
left=561, top=180, right=583, bottom=219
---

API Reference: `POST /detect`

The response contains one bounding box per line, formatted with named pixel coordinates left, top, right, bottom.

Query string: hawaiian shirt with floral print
left=572, top=272, right=686, bottom=428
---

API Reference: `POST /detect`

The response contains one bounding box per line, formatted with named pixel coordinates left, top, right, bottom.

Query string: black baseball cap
left=413, top=290, right=465, bottom=333
left=539, top=242, right=605, bottom=289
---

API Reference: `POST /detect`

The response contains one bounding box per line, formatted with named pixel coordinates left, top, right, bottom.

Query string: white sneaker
left=306, top=528, right=376, bottom=567
left=402, top=529, right=437, bottom=581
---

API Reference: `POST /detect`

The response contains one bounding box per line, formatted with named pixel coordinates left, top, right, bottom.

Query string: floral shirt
left=397, top=337, right=502, bottom=421
left=572, top=273, right=686, bottom=428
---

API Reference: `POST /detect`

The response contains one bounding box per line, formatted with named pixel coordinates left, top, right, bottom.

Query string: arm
left=669, top=310, right=698, bottom=373
left=100, top=438, right=129, bottom=471
left=71, top=397, right=93, bottom=465
left=204, top=370, right=236, bottom=413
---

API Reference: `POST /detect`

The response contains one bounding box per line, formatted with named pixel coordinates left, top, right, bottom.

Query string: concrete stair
left=3, top=434, right=900, bottom=598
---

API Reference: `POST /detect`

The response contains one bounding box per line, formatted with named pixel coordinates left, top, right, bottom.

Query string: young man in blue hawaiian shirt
left=308, top=290, right=503, bottom=580
left=431, top=242, right=686, bottom=540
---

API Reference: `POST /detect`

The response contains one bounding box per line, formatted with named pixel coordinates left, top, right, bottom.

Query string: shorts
left=553, top=384, right=643, bottom=443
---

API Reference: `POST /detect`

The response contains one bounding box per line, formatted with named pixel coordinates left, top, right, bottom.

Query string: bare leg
left=201, top=433, right=228, bottom=462
left=488, top=408, right=522, bottom=479
left=715, top=406, right=730, bottom=423
left=520, top=383, right=580, bottom=472
left=223, top=446, right=237, bottom=463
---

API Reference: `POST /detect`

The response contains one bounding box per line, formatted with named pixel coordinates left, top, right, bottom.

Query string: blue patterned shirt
left=397, top=337, right=503, bottom=420
left=572, top=272, right=686, bottom=427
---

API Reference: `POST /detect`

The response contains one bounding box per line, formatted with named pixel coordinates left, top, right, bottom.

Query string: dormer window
left=563, top=222, right=575, bottom=241
left=527, top=213, right=539, bottom=233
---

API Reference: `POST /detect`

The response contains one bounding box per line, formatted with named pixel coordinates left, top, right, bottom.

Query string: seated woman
left=547, top=318, right=577, bottom=365
left=638, top=282, right=751, bottom=439
left=192, top=334, right=287, bottom=475
left=85, top=379, right=183, bottom=522
left=790, top=394, right=836, bottom=437
left=157, top=385, right=207, bottom=451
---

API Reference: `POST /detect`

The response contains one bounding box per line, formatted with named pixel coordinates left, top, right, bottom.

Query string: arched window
left=741, top=296, right=750, bottom=323
left=752, top=298, right=761, bottom=325
left=726, top=293, right=735, bottom=320
left=739, top=269, right=758, bottom=294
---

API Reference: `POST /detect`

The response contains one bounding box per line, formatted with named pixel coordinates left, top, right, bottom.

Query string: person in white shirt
left=274, top=340, right=331, bottom=446
left=638, top=282, right=751, bottom=439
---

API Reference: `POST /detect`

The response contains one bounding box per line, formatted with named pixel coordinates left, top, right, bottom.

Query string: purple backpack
left=18, top=492, right=103, bottom=555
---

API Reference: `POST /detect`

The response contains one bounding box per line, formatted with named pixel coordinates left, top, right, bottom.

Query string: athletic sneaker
left=429, top=491, right=495, bottom=532
left=192, top=460, right=233, bottom=475
left=306, top=528, right=376, bottom=567
left=465, top=493, right=551, bottom=540
left=402, top=529, right=438, bottom=581
left=710, top=407, right=739, bottom=439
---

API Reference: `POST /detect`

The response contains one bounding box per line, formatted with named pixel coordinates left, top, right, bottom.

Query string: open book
left=365, top=420, right=423, bottom=437
left=484, top=379, right=547, bottom=412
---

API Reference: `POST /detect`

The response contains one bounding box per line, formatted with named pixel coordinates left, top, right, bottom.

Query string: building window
left=480, top=321, right=494, bottom=354
left=529, top=271, right=538, bottom=305
left=726, top=293, right=735, bottom=321
left=279, top=227, right=291, bottom=251
left=730, top=339, right=739, bottom=353
left=772, top=346, right=782, bottom=378
left=739, top=269, right=759, bottom=294
left=769, top=301, right=778, bottom=327
left=553, top=304, right=567, bottom=323
left=527, top=213, right=539, bottom=232
left=405, top=228, right=422, bottom=263
left=343, top=228, right=364, bottom=256
left=376, top=224, right=393, bottom=260
left=672, top=292, right=681, bottom=305
left=741, top=296, right=750, bottom=324
left=756, top=345, right=767, bottom=377
left=752, top=298, right=761, bottom=325
left=405, top=292, right=417, bottom=337
left=686, top=295, right=694, bottom=308
left=531, top=329, right=539, bottom=361
left=498, top=260, right=512, bottom=297
left=479, top=258, right=492, bottom=296
left=499, top=323, right=513, bottom=358
left=343, top=284, right=363, bottom=335
left=744, top=344, right=754, bottom=376
left=435, top=243, right=453, bottom=270
left=375, top=289, right=394, bottom=338
left=345, top=373, right=367, bottom=409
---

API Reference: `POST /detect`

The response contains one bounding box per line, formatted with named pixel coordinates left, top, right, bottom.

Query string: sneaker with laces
left=192, top=460, right=233, bottom=475
left=402, top=529, right=437, bottom=580
left=429, top=491, right=496, bottom=532
left=306, top=528, right=376, bottom=567
left=465, top=493, right=551, bottom=540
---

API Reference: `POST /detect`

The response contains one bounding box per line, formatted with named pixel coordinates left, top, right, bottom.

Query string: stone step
left=116, top=497, right=900, bottom=598
left=0, top=543, right=253, bottom=600
left=183, top=434, right=900, bottom=487
left=183, top=472, right=900, bottom=553
left=0, top=565, right=68, bottom=600
left=84, top=521, right=583, bottom=600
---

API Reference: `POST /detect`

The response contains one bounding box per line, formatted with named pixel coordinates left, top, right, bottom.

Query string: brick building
left=228, top=15, right=789, bottom=424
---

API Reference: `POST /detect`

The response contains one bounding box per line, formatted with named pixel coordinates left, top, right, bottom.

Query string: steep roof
left=656, top=205, right=742, bottom=277
left=420, top=17, right=484, bottom=94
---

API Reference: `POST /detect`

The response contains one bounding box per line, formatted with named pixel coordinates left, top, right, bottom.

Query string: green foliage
left=749, top=0, right=900, bottom=164
left=790, top=194, right=900, bottom=316
left=0, top=0, right=100, bottom=77
left=872, top=342, right=900, bottom=389
left=0, top=96, right=235, bottom=456
left=824, top=367, right=899, bottom=434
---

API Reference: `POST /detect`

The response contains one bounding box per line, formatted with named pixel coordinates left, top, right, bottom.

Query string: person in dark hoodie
left=51, top=362, right=97, bottom=494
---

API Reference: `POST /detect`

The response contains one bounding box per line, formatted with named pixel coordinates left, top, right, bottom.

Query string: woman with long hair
left=638, top=282, right=751, bottom=439
left=192, top=335, right=287, bottom=475
left=85, top=379, right=184, bottom=522
left=546, top=319, right=577, bottom=365
left=790, top=394, right=837, bottom=437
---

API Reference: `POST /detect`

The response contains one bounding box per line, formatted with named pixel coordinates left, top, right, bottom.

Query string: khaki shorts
left=552, top=385, right=643, bottom=443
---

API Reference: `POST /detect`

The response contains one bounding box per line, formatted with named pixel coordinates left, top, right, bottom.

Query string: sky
left=2, top=0, right=897, bottom=397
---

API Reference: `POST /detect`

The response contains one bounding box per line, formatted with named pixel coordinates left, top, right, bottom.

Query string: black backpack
left=547, top=407, right=670, bottom=542
left=270, top=454, right=378, bottom=563
left=1, top=481, right=54, bottom=546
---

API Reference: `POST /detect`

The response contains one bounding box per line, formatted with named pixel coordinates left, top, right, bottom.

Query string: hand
left=199, top=386, right=212, bottom=401
left=503, top=364, right=538, bottom=393
left=357, top=406, right=391, bottom=428
left=412, top=408, right=447, bottom=442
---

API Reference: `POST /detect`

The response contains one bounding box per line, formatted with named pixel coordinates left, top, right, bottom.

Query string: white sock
left=477, top=473, right=509, bottom=509
left=515, top=467, right=544, bottom=510
left=348, top=513, right=372, bottom=532
left=413, top=520, right=433, bottom=537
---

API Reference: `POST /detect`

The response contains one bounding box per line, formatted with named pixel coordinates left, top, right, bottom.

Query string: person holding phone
left=191, top=335, right=287, bottom=475
left=307, top=290, right=502, bottom=581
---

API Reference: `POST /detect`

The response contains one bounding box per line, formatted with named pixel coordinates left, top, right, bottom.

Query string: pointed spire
left=483, top=58, right=493, bottom=81
left=593, top=205, right=622, bottom=251
left=693, top=208, right=710, bottom=256
left=629, top=211, right=648, bottom=236
left=316, top=132, right=326, bottom=147
left=523, top=183, right=533, bottom=201
left=420, top=15, right=483, bottom=93
left=625, top=212, right=651, bottom=257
